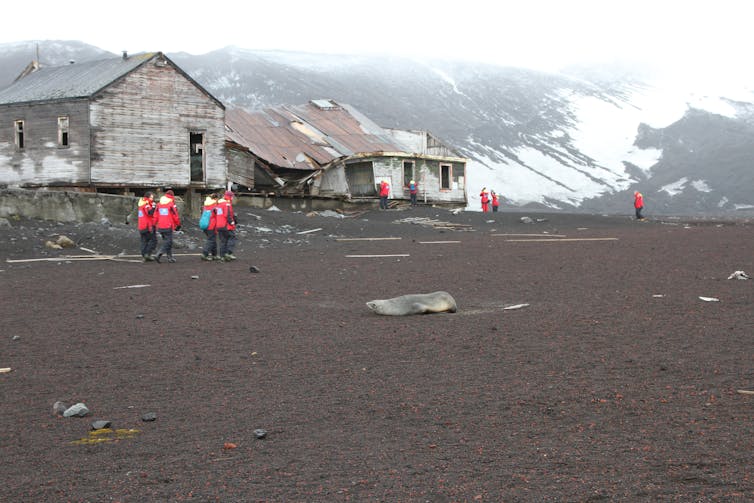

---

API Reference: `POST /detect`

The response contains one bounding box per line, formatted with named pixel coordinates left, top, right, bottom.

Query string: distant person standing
left=491, top=190, right=500, bottom=212
left=217, top=190, right=238, bottom=261
left=200, top=193, right=220, bottom=261
left=137, top=191, right=157, bottom=261
left=155, top=189, right=181, bottom=263
left=634, top=191, right=645, bottom=220
left=379, top=179, right=390, bottom=210
left=408, top=179, right=418, bottom=206
left=480, top=188, right=490, bottom=212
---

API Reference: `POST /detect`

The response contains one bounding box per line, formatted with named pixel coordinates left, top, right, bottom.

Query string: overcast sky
left=3, top=0, right=751, bottom=75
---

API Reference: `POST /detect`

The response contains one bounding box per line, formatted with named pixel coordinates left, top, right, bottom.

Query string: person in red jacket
left=379, top=179, right=390, bottom=210
left=200, top=193, right=220, bottom=261
left=217, top=190, right=238, bottom=261
left=154, top=189, right=181, bottom=263
left=634, top=191, right=645, bottom=220
left=491, top=190, right=500, bottom=212
left=480, top=188, right=490, bottom=212
left=137, top=191, right=157, bottom=261
left=408, top=179, right=418, bottom=207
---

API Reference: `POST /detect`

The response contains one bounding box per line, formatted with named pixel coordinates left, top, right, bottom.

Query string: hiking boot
left=154, top=253, right=162, bottom=263
left=213, top=255, right=223, bottom=261
left=167, top=256, right=176, bottom=263
left=225, top=253, right=237, bottom=261
left=201, top=254, right=212, bottom=262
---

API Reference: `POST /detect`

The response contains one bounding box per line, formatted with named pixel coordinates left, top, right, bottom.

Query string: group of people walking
left=479, top=187, right=500, bottom=212
left=378, top=179, right=420, bottom=209
left=136, top=189, right=238, bottom=263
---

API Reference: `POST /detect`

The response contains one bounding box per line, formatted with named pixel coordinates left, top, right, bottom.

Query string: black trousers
left=140, top=229, right=157, bottom=256
left=203, top=229, right=218, bottom=257
left=158, top=229, right=173, bottom=256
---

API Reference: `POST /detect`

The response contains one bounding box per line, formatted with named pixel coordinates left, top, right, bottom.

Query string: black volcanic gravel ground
left=1, top=206, right=753, bottom=501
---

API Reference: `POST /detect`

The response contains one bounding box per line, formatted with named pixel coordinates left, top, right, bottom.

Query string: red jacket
left=137, top=196, right=156, bottom=231
left=155, top=194, right=181, bottom=230
left=491, top=193, right=499, bottom=207
left=379, top=181, right=390, bottom=197
left=634, top=192, right=644, bottom=208
left=202, top=196, right=218, bottom=231
left=480, top=191, right=489, bottom=204
left=216, top=197, right=235, bottom=230
left=408, top=181, right=418, bottom=194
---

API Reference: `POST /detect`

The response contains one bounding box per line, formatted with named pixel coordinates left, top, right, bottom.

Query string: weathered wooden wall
left=226, top=148, right=254, bottom=188
left=362, top=156, right=467, bottom=203
left=0, top=99, right=91, bottom=187
left=89, top=58, right=226, bottom=189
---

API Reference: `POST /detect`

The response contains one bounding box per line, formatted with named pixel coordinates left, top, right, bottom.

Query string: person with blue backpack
left=200, top=193, right=220, bottom=261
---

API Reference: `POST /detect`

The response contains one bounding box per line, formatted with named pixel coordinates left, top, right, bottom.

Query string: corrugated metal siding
left=89, top=59, right=226, bottom=187
left=0, top=100, right=91, bottom=186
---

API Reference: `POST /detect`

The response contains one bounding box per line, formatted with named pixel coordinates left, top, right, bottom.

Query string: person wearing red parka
left=634, top=191, right=645, bottom=220
left=480, top=188, right=490, bottom=212
left=154, top=190, right=181, bottom=263
left=379, top=180, right=390, bottom=210
left=200, top=193, right=220, bottom=261
left=491, top=190, right=500, bottom=213
left=137, top=191, right=157, bottom=261
left=217, top=190, right=238, bottom=261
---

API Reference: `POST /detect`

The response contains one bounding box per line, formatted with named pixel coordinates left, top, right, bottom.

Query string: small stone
left=135, top=314, right=144, bottom=319
left=253, top=428, right=267, bottom=439
left=142, top=412, right=157, bottom=422
left=91, top=420, right=111, bottom=430
left=63, top=403, right=90, bottom=417
left=191, top=275, right=199, bottom=280
left=52, top=401, right=68, bottom=416
left=12, top=335, right=20, bottom=341
left=249, top=266, right=260, bottom=273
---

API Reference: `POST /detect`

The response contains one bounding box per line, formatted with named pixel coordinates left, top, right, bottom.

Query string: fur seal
left=366, top=291, right=457, bottom=316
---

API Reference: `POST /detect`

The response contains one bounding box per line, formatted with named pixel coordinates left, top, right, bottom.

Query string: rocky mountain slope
left=2, top=41, right=753, bottom=215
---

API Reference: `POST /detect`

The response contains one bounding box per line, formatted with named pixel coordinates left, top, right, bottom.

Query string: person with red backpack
left=217, top=190, right=238, bottom=261
left=154, top=189, right=181, bottom=263
left=200, top=193, right=220, bottom=261
left=137, top=191, right=157, bottom=262
left=634, top=191, right=645, bottom=220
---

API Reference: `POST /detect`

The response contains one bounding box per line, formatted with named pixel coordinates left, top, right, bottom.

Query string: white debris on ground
left=699, top=296, right=720, bottom=302
left=727, top=270, right=750, bottom=280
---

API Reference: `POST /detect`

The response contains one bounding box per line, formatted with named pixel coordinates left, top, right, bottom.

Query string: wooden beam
left=505, top=238, right=618, bottom=242
left=418, top=240, right=461, bottom=244
left=336, top=237, right=402, bottom=241
left=345, top=254, right=410, bottom=258
left=491, top=233, right=567, bottom=237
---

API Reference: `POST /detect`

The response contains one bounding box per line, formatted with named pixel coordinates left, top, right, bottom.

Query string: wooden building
left=225, top=99, right=467, bottom=205
left=0, top=52, right=226, bottom=197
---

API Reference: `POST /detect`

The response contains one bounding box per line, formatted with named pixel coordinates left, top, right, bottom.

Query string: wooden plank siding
left=89, top=58, right=226, bottom=189
left=0, top=99, right=91, bottom=187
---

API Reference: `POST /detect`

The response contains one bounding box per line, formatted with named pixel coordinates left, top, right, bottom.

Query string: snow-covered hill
left=2, top=41, right=753, bottom=215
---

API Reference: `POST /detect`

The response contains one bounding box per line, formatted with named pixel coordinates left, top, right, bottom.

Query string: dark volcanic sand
left=1, top=207, right=753, bottom=501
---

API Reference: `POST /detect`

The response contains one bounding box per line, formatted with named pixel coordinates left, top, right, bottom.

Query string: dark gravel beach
left=1, top=206, right=753, bottom=501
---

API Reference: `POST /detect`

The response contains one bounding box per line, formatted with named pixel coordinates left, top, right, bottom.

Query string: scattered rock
left=135, top=314, right=144, bottom=319
left=253, top=429, right=268, bottom=439
left=91, top=420, right=112, bottom=430
left=520, top=216, right=534, bottom=224
left=267, top=205, right=281, bottom=212
left=249, top=266, right=260, bottom=273
left=191, top=275, right=199, bottom=280
left=224, top=442, right=238, bottom=449
left=63, top=403, right=90, bottom=417
left=52, top=401, right=67, bottom=416
left=0, top=217, right=11, bottom=227
left=141, top=412, right=157, bottom=422
left=45, top=240, right=63, bottom=250
left=699, top=296, right=720, bottom=302
left=12, top=335, right=20, bottom=341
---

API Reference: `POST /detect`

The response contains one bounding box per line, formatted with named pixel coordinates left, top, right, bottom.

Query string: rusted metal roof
left=225, top=100, right=410, bottom=170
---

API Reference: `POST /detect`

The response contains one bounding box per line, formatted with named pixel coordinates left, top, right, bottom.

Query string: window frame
left=14, top=120, right=25, bottom=150
left=57, top=116, right=70, bottom=148
left=440, top=163, right=452, bottom=190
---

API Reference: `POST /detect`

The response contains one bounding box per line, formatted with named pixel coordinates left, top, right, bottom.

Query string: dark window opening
left=440, top=164, right=451, bottom=190
left=190, top=132, right=205, bottom=182
left=15, top=120, right=24, bottom=149
left=403, top=160, right=414, bottom=187
left=58, top=117, right=69, bottom=147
